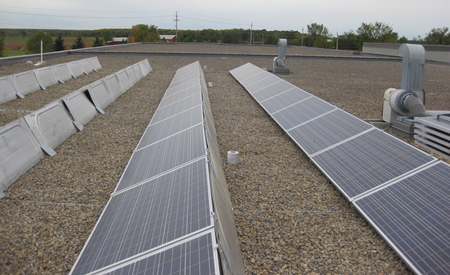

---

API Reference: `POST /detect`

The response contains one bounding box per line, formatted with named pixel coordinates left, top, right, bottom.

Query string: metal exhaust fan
left=273, top=38, right=290, bottom=75
left=382, top=44, right=427, bottom=137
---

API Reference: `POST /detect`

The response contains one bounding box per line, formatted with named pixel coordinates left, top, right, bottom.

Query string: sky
left=0, top=0, right=448, bottom=39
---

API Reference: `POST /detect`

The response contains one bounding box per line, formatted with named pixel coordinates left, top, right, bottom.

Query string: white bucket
left=227, top=151, right=239, bottom=165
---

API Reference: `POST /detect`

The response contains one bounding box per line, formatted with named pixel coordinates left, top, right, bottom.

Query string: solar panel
left=353, top=161, right=450, bottom=275
left=116, top=124, right=206, bottom=191
left=159, top=84, right=201, bottom=109
left=258, top=87, right=310, bottom=110
left=311, top=129, right=436, bottom=200
left=149, top=93, right=202, bottom=125
left=137, top=106, right=203, bottom=149
left=288, top=109, right=373, bottom=155
left=71, top=159, right=213, bottom=275
left=272, top=96, right=336, bottom=130
left=230, top=64, right=266, bottom=83
left=102, top=231, right=217, bottom=275
left=166, top=79, right=200, bottom=97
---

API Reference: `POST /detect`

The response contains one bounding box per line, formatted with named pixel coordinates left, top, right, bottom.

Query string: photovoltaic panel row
left=71, top=159, right=213, bottom=275
left=230, top=62, right=447, bottom=274
left=102, top=231, right=218, bottom=275
left=230, top=63, right=435, bottom=199
left=354, top=161, right=450, bottom=275
left=72, top=61, right=244, bottom=275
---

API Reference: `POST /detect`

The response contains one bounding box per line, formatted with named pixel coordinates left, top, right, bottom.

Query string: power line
left=0, top=10, right=171, bottom=19
left=0, top=5, right=172, bottom=13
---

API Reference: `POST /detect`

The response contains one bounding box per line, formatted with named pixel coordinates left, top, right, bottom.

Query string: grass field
left=2, top=36, right=97, bottom=57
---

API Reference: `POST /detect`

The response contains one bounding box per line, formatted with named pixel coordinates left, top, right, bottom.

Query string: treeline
left=2, top=23, right=449, bottom=53
left=0, top=28, right=132, bottom=39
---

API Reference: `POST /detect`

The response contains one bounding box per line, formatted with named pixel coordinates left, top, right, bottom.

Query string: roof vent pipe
left=398, top=44, right=425, bottom=102
left=273, top=39, right=290, bottom=75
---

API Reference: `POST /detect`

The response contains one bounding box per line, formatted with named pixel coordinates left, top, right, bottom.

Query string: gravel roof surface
left=1, top=44, right=449, bottom=274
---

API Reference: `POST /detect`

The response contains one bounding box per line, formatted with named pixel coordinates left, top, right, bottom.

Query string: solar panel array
left=230, top=62, right=450, bottom=275
left=70, top=61, right=244, bottom=275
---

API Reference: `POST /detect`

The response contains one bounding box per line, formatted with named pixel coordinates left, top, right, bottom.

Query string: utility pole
left=250, top=22, right=253, bottom=45
left=301, top=27, right=304, bottom=46
left=336, top=32, right=339, bottom=50
left=174, top=11, right=180, bottom=43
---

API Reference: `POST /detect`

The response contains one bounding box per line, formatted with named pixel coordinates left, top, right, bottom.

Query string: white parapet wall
left=363, top=43, right=450, bottom=63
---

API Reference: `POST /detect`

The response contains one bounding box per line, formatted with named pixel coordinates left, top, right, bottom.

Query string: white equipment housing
left=383, top=88, right=426, bottom=123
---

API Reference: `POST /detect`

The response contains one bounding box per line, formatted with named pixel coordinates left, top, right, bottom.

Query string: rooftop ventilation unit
left=273, top=38, right=290, bottom=75
left=382, top=44, right=427, bottom=128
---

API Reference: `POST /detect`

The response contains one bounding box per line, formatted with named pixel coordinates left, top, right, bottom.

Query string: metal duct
left=398, top=44, right=425, bottom=101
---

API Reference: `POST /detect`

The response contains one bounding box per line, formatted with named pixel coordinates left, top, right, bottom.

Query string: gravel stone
left=1, top=44, right=449, bottom=274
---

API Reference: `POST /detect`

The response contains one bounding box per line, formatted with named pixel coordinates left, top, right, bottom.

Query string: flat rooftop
left=1, top=44, right=449, bottom=274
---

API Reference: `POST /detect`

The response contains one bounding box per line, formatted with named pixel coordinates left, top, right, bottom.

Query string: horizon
left=0, top=0, right=448, bottom=40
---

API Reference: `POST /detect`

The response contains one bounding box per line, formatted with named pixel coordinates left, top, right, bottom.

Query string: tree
left=129, top=24, right=159, bottom=42
left=92, top=36, right=104, bottom=47
left=72, top=36, right=85, bottom=49
left=26, top=31, right=53, bottom=53
left=356, top=21, right=394, bottom=42
left=21, top=30, right=27, bottom=39
left=53, top=35, right=66, bottom=51
left=425, top=27, right=450, bottom=45
left=103, top=29, right=113, bottom=43
left=307, top=23, right=329, bottom=46
left=0, top=37, right=4, bottom=57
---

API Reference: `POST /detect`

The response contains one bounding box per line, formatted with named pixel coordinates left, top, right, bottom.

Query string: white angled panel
left=63, top=87, right=97, bottom=126
left=81, top=59, right=94, bottom=74
left=143, top=59, right=152, bottom=74
left=116, top=69, right=132, bottom=92
left=138, top=61, right=148, bottom=76
left=0, top=76, right=18, bottom=104
left=68, top=61, right=84, bottom=78
left=34, top=66, right=59, bottom=89
left=88, top=57, right=102, bottom=71
left=24, top=100, right=77, bottom=150
left=88, top=80, right=113, bottom=110
left=133, top=63, right=144, bottom=80
left=126, top=66, right=138, bottom=85
left=105, top=74, right=124, bottom=101
left=0, top=118, right=44, bottom=193
left=53, top=63, right=73, bottom=82
left=12, top=70, right=41, bottom=96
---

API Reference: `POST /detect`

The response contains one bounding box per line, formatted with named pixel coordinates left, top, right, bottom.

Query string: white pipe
left=40, top=40, right=43, bottom=64
left=227, top=151, right=239, bottom=165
